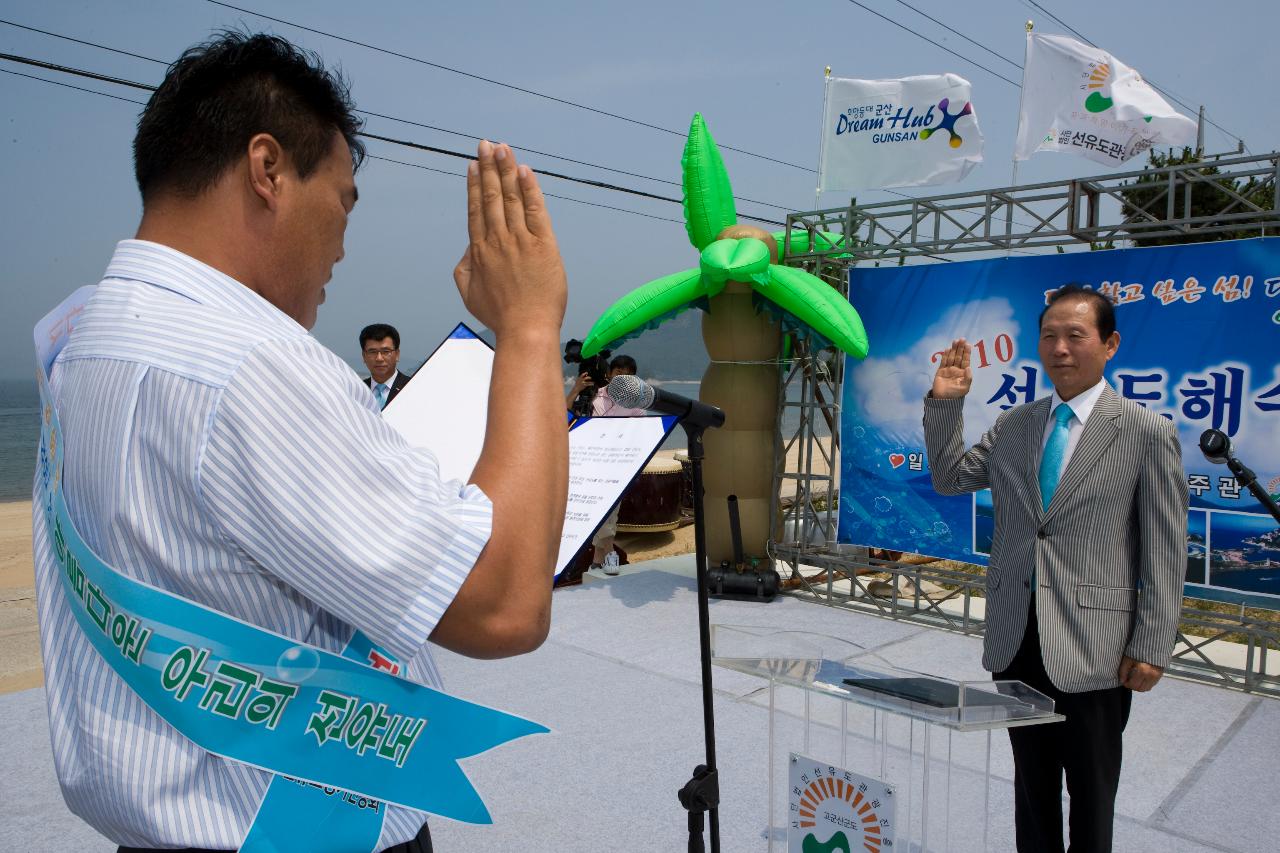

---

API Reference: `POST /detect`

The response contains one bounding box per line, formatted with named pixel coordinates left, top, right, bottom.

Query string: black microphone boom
left=607, top=374, right=726, bottom=429
left=1199, top=428, right=1280, bottom=523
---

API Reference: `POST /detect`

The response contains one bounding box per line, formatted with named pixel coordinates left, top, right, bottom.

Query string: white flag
left=818, top=74, right=984, bottom=192
left=1014, top=33, right=1196, bottom=165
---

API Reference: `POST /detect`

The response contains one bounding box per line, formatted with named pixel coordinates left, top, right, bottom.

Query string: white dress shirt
left=1040, top=377, right=1109, bottom=469
left=371, top=370, right=399, bottom=392
left=33, top=240, right=491, bottom=849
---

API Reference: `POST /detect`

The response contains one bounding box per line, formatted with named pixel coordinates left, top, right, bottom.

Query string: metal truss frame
left=768, top=152, right=1280, bottom=695
left=783, top=152, right=1279, bottom=261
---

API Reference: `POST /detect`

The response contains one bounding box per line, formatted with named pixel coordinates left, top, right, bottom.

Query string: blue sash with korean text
left=35, top=289, right=546, bottom=852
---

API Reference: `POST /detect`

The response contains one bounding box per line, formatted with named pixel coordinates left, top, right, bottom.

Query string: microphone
left=1199, top=429, right=1231, bottom=465
left=1198, top=428, right=1280, bottom=523
left=607, top=374, right=726, bottom=429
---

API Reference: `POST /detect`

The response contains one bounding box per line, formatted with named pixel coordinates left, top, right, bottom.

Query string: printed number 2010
left=931, top=334, right=1013, bottom=368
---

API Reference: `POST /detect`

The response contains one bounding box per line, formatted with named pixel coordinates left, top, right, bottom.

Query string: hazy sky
left=2, top=0, right=1275, bottom=378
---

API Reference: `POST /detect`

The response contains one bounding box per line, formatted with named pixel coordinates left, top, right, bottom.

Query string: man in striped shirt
left=33, top=32, right=568, bottom=852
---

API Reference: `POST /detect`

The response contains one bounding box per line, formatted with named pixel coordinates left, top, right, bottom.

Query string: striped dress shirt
left=32, top=240, right=492, bottom=849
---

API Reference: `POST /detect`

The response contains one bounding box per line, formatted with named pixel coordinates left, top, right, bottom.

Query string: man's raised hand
left=930, top=339, right=973, bottom=399
left=453, top=140, right=567, bottom=338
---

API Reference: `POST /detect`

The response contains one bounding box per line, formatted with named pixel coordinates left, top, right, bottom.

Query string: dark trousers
left=118, top=821, right=432, bottom=853
left=995, top=602, right=1132, bottom=853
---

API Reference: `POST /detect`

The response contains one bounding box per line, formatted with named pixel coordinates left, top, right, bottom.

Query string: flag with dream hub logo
left=817, top=73, right=984, bottom=192
left=1014, top=33, right=1196, bottom=166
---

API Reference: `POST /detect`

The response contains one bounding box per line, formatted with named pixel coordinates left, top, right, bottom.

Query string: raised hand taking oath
left=929, top=338, right=973, bottom=399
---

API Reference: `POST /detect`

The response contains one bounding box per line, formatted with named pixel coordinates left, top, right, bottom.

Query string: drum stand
left=675, top=409, right=726, bottom=853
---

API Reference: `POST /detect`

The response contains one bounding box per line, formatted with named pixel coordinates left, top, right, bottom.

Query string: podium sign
left=789, top=754, right=896, bottom=852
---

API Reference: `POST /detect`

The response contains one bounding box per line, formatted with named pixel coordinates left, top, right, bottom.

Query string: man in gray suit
left=923, top=285, right=1188, bottom=852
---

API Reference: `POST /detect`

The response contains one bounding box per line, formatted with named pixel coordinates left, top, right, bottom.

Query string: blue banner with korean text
left=838, top=238, right=1280, bottom=608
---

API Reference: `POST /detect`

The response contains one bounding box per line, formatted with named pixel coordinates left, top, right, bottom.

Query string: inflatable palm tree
left=581, top=114, right=868, bottom=566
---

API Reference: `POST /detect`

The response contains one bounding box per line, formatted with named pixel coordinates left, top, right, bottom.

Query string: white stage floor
left=2, top=557, right=1276, bottom=852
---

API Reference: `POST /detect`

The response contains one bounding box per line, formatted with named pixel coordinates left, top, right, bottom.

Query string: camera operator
left=566, top=354, right=642, bottom=418
left=563, top=339, right=610, bottom=418
left=565, top=355, right=645, bottom=574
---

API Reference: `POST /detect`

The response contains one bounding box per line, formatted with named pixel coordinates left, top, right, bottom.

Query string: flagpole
left=816, top=66, right=832, bottom=210
left=1007, top=20, right=1033, bottom=255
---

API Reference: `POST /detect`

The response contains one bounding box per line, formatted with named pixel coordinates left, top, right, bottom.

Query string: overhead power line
left=2, top=56, right=1038, bottom=263
left=1019, top=0, right=1243, bottom=148
left=357, top=109, right=791, bottom=211
left=839, top=0, right=1021, bottom=87
left=835, top=1, right=1245, bottom=151
left=0, top=17, right=924, bottom=222
left=0, top=17, right=794, bottom=212
left=357, top=130, right=719, bottom=214
left=0, top=51, right=153, bottom=90
left=888, top=0, right=1023, bottom=70
left=0, top=17, right=165, bottom=65
left=365, top=155, right=686, bottom=225
left=0, top=36, right=1041, bottom=239
left=0, top=51, right=788, bottom=227
left=204, top=0, right=814, bottom=173
left=0, top=66, right=147, bottom=105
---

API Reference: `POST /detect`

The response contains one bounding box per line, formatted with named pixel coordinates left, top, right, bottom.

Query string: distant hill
left=479, top=309, right=711, bottom=382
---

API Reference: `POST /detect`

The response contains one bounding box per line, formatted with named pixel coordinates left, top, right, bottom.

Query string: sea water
left=0, top=378, right=831, bottom=499
left=0, top=379, right=39, bottom=502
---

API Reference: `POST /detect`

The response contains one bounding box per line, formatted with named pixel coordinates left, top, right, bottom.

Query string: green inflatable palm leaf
left=580, top=113, right=869, bottom=361
left=581, top=268, right=712, bottom=357
left=755, top=264, right=869, bottom=358
left=682, top=114, right=737, bottom=251
left=772, top=229, right=855, bottom=259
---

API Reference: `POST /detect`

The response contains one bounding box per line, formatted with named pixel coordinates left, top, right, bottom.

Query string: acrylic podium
left=710, top=625, right=1063, bottom=852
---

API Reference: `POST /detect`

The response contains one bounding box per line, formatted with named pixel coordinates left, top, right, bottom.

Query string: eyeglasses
left=363, top=348, right=397, bottom=358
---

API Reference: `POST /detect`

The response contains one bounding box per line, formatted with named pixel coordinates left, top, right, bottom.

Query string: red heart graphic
left=889, top=453, right=906, bottom=468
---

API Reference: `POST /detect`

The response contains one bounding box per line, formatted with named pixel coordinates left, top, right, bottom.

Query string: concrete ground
left=2, top=554, right=1276, bottom=852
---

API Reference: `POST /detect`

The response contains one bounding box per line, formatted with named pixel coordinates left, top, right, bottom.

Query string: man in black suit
left=360, top=322, right=412, bottom=408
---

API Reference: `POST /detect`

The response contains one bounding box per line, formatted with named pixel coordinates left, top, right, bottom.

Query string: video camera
left=563, top=338, right=611, bottom=417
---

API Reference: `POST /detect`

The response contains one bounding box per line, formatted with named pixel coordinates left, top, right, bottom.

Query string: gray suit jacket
left=923, top=385, right=1188, bottom=692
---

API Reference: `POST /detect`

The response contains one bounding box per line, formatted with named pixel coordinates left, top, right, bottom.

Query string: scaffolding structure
left=768, top=152, right=1280, bottom=696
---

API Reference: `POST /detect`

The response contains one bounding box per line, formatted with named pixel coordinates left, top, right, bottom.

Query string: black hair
left=134, top=31, right=364, bottom=200
left=359, top=324, right=400, bottom=350
left=609, top=354, right=638, bottom=374
left=1039, top=284, right=1117, bottom=340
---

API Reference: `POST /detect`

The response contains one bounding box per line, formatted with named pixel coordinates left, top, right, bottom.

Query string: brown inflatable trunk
left=698, top=226, right=783, bottom=567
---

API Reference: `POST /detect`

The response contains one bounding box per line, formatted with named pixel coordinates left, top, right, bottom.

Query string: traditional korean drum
left=673, top=450, right=694, bottom=513
left=616, top=456, right=684, bottom=532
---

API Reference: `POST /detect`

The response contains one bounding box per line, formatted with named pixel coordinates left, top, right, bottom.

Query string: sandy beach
left=0, top=500, right=40, bottom=695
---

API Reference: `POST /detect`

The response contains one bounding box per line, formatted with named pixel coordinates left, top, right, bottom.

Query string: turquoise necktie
left=1039, top=402, right=1074, bottom=512
left=374, top=382, right=388, bottom=409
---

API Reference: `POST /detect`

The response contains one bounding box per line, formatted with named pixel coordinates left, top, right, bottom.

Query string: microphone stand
left=1225, top=456, right=1280, bottom=524
left=676, top=415, right=723, bottom=853
left=1202, top=429, right=1280, bottom=524
left=605, top=372, right=725, bottom=849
